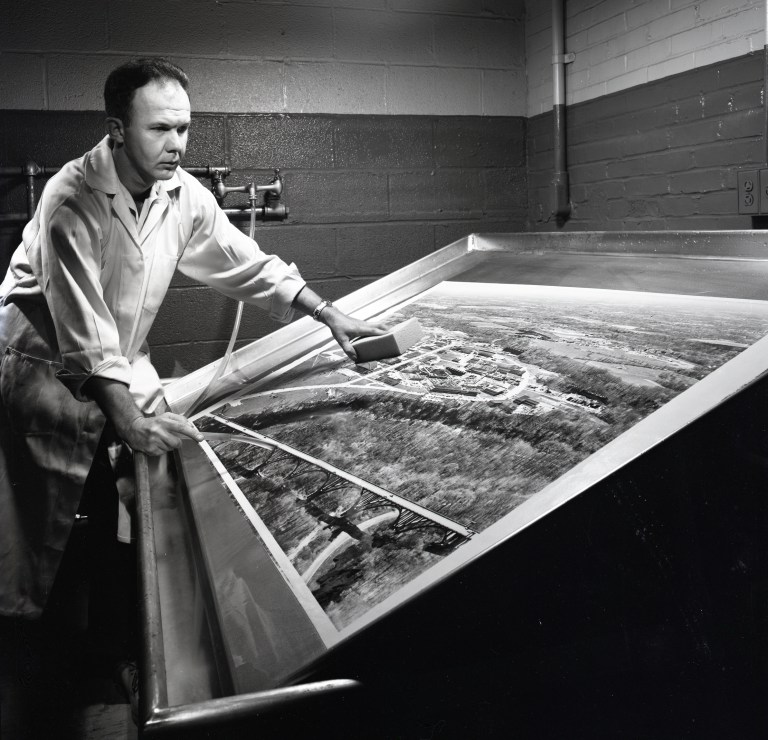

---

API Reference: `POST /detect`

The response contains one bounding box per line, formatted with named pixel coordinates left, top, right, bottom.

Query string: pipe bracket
left=552, top=52, right=575, bottom=64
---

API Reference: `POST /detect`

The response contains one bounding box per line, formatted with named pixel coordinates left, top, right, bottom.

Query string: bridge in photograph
left=206, top=414, right=475, bottom=547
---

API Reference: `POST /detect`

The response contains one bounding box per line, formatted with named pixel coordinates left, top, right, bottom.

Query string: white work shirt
left=0, top=136, right=305, bottom=412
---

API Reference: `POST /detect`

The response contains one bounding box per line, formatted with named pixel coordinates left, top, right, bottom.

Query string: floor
left=0, top=522, right=136, bottom=740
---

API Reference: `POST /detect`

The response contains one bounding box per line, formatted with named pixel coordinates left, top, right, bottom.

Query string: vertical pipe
left=552, top=0, right=571, bottom=221
left=764, top=0, right=768, bottom=163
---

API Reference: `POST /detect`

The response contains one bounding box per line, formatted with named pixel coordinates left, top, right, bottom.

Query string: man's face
left=112, top=79, right=191, bottom=193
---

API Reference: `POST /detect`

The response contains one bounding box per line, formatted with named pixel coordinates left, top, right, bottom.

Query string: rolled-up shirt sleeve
left=177, top=188, right=305, bottom=323
left=39, top=201, right=132, bottom=399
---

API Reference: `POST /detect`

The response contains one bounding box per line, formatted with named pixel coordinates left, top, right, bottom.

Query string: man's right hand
left=125, top=413, right=204, bottom=456
left=84, top=376, right=204, bottom=456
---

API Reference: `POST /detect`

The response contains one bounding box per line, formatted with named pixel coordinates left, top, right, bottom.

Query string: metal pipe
left=0, top=162, right=60, bottom=222
left=551, top=0, right=571, bottom=222
left=764, top=0, right=768, bottom=163
left=0, top=163, right=289, bottom=223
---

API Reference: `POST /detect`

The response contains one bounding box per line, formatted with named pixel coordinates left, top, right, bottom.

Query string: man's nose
left=167, top=131, right=183, bottom=152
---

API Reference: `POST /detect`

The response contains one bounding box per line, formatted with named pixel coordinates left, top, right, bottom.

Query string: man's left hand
left=322, top=307, right=387, bottom=362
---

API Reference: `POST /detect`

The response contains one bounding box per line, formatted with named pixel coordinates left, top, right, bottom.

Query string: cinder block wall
left=2, top=0, right=767, bottom=372
left=528, top=52, right=763, bottom=230
left=0, top=0, right=527, bottom=377
left=526, top=0, right=765, bottom=230
left=526, top=0, right=763, bottom=114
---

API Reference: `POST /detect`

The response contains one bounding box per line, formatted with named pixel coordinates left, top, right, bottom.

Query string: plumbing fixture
left=0, top=163, right=289, bottom=223
left=551, top=0, right=572, bottom=223
left=0, top=160, right=60, bottom=221
left=204, top=167, right=289, bottom=222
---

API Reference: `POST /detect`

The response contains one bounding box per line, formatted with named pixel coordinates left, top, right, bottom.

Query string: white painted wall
left=0, top=0, right=526, bottom=116
left=527, top=0, right=765, bottom=117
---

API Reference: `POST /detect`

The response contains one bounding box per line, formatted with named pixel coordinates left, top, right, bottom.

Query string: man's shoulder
left=43, top=152, right=91, bottom=211
left=176, top=166, right=211, bottom=193
left=175, top=167, right=219, bottom=210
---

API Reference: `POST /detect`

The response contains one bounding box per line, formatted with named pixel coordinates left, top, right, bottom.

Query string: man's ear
left=106, top=117, right=126, bottom=144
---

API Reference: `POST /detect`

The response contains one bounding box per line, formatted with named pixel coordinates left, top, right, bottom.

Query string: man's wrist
left=311, top=298, right=333, bottom=322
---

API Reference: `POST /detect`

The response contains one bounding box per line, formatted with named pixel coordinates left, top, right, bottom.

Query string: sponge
left=351, top=318, right=424, bottom=363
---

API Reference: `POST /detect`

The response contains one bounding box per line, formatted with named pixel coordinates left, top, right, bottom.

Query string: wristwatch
left=311, top=299, right=333, bottom=321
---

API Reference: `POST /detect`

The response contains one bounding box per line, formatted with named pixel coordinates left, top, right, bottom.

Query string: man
left=0, top=57, right=383, bottom=709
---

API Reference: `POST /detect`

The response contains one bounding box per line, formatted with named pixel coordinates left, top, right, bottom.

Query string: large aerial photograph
left=197, top=281, right=768, bottom=629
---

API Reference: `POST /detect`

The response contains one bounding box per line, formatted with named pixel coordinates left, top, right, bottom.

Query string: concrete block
left=647, top=7, right=698, bottom=41
left=695, top=0, right=757, bottom=23
left=586, top=56, right=628, bottom=85
left=586, top=12, right=628, bottom=45
left=0, top=110, right=105, bottom=165
left=229, top=115, right=335, bottom=169
left=333, top=117, right=433, bottom=169
left=670, top=25, right=714, bottom=56
left=714, top=50, right=763, bottom=87
left=150, top=285, right=277, bottom=345
left=47, top=54, right=131, bottom=111
left=525, top=6, right=551, bottom=35
left=0, top=54, right=45, bottom=110
left=692, top=138, right=762, bottom=168
left=249, top=225, right=338, bottom=279
left=222, top=4, right=334, bottom=60
left=569, top=81, right=608, bottom=106
left=334, top=0, right=388, bottom=8
left=179, top=58, right=283, bottom=114
left=283, top=170, right=389, bottom=223
left=334, top=9, right=433, bottom=64
left=693, top=38, right=752, bottom=68
left=647, top=53, right=695, bottom=82
left=388, top=66, right=481, bottom=115
left=483, top=168, right=527, bottom=212
left=435, top=169, right=484, bottom=216
left=659, top=194, right=700, bottom=217
left=716, top=106, right=764, bottom=139
left=110, top=0, right=225, bottom=56
left=700, top=85, right=763, bottom=118
left=671, top=0, right=700, bottom=10
left=626, top=0, right=670, bottom=31
left=620, top=128, right=671, bottom=158
left=570, top=161, right=611, bottom=184
left=184, top=115, right=227, bottom=170
left=642, top=149, right=695, bottom=176
left=285, top=62, right=387, bottom=114
left=668, top=169, right=726, bottom=194
left=387, top=0, right=522, bottom=15
left=605, top=69, right=650, bottom=96
left=626, top=39, right=671, bottom=73
left=336, top=223, right=434, bottom=276
left=482, top=70, right=527, bottom=116
left=0, top=0, right=107, bottom=52
left=623, top=175, right=671, bottom=197
left=434, top=16, right=524, bottom=69
left=304, top=276, right=375, bottom=302
left=149, top=341, right=227, bottom=378
left=388, top=171, right=439, bottom=219
left=433, top=117, right=525, bottom=168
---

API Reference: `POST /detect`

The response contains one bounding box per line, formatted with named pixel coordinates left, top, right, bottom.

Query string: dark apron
left=0, top=296, right=105, bottom=617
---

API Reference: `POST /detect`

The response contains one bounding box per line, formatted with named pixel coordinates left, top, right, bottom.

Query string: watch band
left=311, top=299, right=333, bottom=321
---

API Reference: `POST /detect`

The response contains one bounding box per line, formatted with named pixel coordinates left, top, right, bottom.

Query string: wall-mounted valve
left=187, top=166, right=289, bottom=222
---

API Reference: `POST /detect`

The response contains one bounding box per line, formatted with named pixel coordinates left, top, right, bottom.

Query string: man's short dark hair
left=104, top=57, right=189, bottom=125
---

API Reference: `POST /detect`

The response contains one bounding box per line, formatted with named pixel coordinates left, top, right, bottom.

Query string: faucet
left=210, top=168, right=288, bottom=221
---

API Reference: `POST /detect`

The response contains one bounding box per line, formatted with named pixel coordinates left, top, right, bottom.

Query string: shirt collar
left=85, top=135, right=183, bottom=197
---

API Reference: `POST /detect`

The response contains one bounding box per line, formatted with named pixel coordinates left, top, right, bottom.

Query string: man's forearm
left=83, top=376, right=144, bottom=439
left=292, top=285, right=335, bottom=322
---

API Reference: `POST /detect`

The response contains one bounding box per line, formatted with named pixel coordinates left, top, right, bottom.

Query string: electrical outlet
left=738, top=169, right=758, bottom=214
left=759, top=169, right=768, bottom=214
